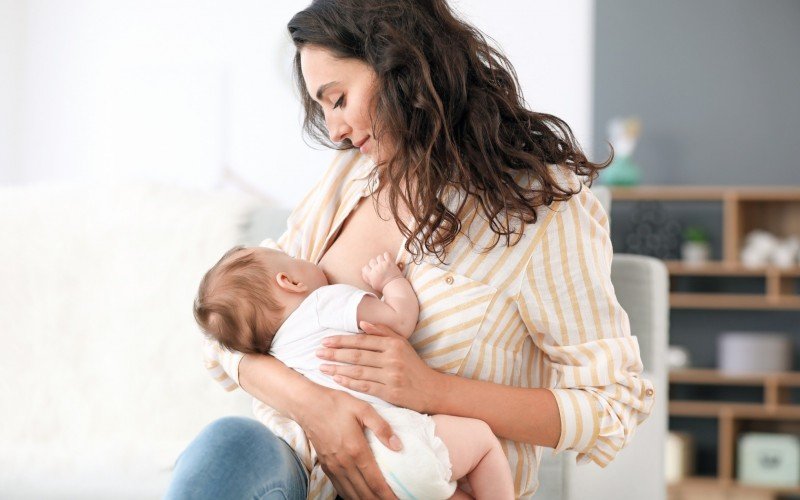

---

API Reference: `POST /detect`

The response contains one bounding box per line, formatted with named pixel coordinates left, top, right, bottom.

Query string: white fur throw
left=0, top=183, right=262, bottom=498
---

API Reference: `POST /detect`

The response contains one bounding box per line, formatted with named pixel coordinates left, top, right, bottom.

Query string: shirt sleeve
left=315, top=284, right=376, bottom=332
left=515, top=186, right=656, bottom=467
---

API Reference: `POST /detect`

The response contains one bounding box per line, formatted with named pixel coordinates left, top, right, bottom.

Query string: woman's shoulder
left=498, top=165, right=610, bottom=262
left=519, top=164, right=607, bottom=222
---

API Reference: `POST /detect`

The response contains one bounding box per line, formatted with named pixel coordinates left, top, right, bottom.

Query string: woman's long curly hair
left=288, top=0, right=611, bottom=264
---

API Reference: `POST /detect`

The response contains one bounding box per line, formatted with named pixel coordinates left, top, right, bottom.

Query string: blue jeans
left=165, top=416, right=309, bottom=500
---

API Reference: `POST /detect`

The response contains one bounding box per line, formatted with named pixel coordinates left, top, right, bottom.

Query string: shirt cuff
left=202, top=337, right=245, bottom=392
left=226, top=350, right=245, bottom=387
left=548, top=387, right=601, bottom=457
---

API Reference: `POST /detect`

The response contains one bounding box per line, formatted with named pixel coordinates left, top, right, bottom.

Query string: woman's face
left=300, top=46, right=386, bottom=161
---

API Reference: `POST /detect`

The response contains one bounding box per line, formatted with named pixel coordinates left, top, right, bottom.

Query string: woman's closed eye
left=333, top=95, right=344, bottom=109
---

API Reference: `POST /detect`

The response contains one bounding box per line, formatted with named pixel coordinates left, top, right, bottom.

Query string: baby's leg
left=432, top=414, right=514, bottom=500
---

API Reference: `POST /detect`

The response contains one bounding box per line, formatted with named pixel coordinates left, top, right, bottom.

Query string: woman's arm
left=433, top=370, right=561, bottom=447
left=319, top=188, right=656, bottom=466
left=239, top=353, right=400, bottom=500
left=318, top=325, right=560, bottom=447
left=237, top=353, right=324, bottom=421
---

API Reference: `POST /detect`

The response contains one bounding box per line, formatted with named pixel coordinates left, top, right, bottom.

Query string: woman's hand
left=298, top=388, right=401, bottom=500
left=317, top=321, right=443, bottom=413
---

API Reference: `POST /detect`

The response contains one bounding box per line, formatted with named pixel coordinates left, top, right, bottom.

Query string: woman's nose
left=327, top=117, right=351, bottom=144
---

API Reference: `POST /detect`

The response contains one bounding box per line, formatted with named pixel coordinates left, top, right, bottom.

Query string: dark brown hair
left=288, top=0, right=610, bottom=263
left=193, top=246, right=284, bottom=354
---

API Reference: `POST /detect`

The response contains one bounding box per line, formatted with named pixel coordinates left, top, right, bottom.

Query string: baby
left=194, top=246, right=514, bottom=500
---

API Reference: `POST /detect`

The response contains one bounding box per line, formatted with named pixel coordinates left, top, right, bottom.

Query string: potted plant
left=681, top=226, right=710, bottom=266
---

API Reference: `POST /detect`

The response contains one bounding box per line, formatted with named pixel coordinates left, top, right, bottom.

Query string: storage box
left=737, top=432, right=800, bottom=487
left=665, top=432, right=695, bottom=483
left=718, top=332, right=792, bottom=374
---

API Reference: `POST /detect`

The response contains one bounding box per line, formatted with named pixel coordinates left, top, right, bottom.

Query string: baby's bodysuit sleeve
left=315, top=283, right=377, bottom=333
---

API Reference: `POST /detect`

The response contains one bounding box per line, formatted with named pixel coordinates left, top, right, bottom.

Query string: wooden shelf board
left=610, top=186, right=800, bottom=201
left=668, top=476, right=800, bottom=495
left=665, top=260, right=800, bottom=277
left=670, top=401, right=800, bottom=419
left=670, top=293, right=800, bottom=310
left=670, top=368, right=800, bottom=387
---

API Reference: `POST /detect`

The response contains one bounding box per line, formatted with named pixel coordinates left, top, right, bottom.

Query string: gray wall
left=594, top=1, right=800, bottom=476
left=593, top=0, right=800, bottom=184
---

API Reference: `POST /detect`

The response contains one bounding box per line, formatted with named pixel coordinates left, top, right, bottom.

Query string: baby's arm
left=358, top=252, right=419, bottom=338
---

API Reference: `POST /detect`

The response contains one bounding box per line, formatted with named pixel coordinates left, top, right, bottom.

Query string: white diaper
left=365, top=407, right=456, bottom=500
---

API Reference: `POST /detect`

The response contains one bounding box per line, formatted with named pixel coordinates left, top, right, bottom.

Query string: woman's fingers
left=322, top=333, right=388, bottom=350
left=338, top=468, right=380, bottom=500
left=305, top=392, right=396, bottom=500
left=331, top=427, right=394, bottom=500
left=332, top=374, right=384, bottom=398
left=359, top=321, right=400, bottom=337
left=320, top=363, right=383, bottom=383
left=360, top=405, right=402, bottom=454
left=324, top=465, right=360, bottom=500
left=317, top=347, right=383, bottom=367
left=356, top=462, right=398, bottom=500
left=356, top=408, right=401, bottom=499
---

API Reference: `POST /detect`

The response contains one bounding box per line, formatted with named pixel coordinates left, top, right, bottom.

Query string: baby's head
left=193, top=246, right=328, bottom=354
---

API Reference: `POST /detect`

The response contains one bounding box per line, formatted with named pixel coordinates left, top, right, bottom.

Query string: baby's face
left=258, top=248, right=329, bottom=293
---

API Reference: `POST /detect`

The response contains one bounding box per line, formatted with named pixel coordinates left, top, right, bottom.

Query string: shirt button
left=646, top=388, right=654, bottom=397
left=445, top=276, right=454, bottom=285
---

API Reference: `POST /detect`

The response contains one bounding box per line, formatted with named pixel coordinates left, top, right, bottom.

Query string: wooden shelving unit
left=669, top=369, right=800, bottom=500
left=612, top=187, right=800, bottom=498
left=668, top=476, right=800, bottom=500
left=611, top=186, right=800, bottom=310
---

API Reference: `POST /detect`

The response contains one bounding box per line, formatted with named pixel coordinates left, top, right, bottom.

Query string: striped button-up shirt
left=203, top=150, right=655, bottom=499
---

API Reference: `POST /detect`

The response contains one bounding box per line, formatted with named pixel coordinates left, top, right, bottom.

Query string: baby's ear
left=275, top=272, right=308, bottom=293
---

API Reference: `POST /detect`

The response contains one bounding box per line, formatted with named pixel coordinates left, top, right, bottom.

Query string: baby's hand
left=362, top=252, right=404, bottom=292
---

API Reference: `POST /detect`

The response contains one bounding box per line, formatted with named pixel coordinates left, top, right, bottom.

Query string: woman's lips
left=358, top=137, right=370, bottom=154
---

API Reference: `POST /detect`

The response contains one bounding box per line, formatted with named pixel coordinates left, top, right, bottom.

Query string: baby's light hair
left=193, top=246, right=284, bottom=354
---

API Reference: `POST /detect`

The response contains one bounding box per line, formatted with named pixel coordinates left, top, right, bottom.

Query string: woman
left=166, top=1, right=655, bottom=499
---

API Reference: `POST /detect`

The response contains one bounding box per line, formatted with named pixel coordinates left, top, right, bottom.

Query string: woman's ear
left=275, top=272, right=308, bottom=293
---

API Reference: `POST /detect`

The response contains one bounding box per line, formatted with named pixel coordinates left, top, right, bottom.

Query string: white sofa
left=0, top=183, right=270, bottom=499
left=0, top=183, right=667, bottom=499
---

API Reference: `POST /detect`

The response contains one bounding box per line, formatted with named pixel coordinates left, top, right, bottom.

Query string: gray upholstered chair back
left=537, top=254, right=668, bottom=500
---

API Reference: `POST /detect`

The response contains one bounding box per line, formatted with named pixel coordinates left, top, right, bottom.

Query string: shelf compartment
left=668, top=476, right=800, bottom=498
left=665, top=261, right=800, bottom=278
left=670, top=369, right=800, bottom=387
left=670, top=293, right=800, bottom=310
left=670, top=401, right=800, bottom=420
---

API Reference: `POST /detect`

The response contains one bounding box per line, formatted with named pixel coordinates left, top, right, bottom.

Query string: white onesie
left=270, top=283, right=456, bottom=500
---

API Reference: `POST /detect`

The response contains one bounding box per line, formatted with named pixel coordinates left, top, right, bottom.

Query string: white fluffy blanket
left=0, top=183, right=261, bottom=498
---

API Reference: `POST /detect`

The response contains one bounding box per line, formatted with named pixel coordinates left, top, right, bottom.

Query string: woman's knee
left=165, top=416, right=308, bottom=500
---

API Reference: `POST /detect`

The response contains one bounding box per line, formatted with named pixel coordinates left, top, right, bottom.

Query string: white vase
left=681, top=241, right=709, bottom=266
